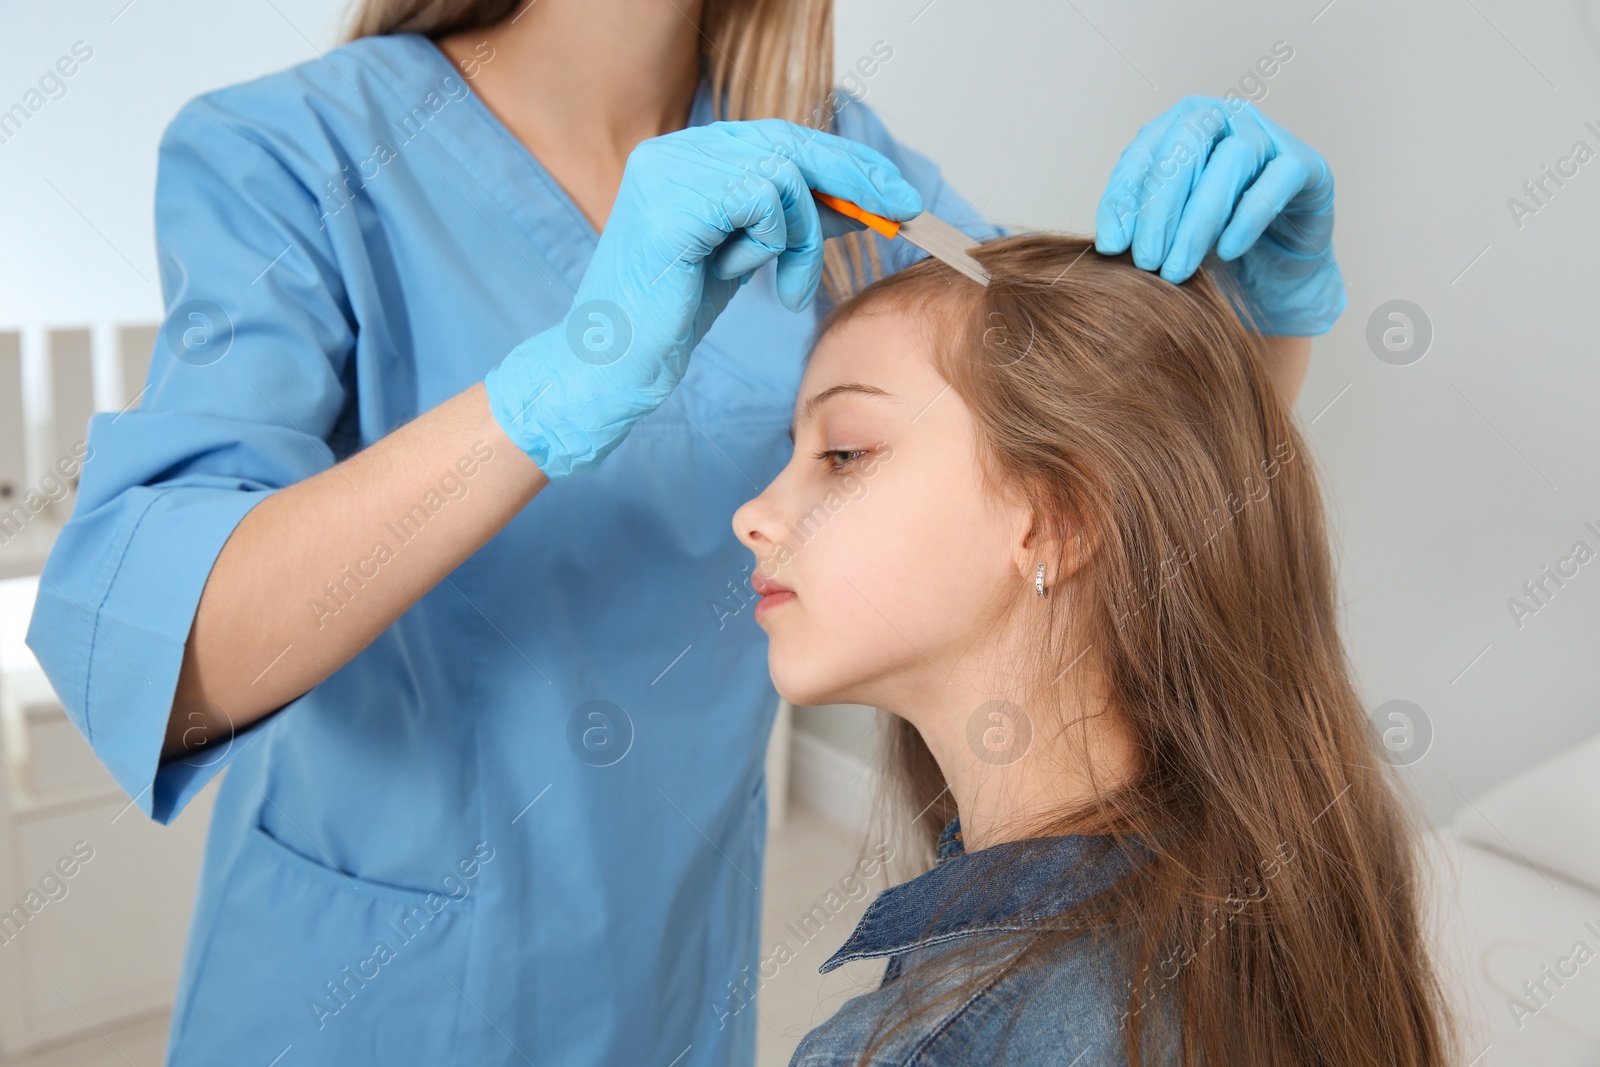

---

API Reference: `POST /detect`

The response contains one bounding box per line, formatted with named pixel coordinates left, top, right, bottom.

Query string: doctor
left=26, top=0, right=1344, bottom=1064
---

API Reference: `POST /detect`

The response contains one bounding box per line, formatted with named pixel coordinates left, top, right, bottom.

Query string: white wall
left=0, top=0, right=347, bottom=326
left=3, top=0, right=1597, bottom=823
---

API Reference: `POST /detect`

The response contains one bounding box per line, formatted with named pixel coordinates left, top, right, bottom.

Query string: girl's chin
left=767, top=653, right=847, bottom=710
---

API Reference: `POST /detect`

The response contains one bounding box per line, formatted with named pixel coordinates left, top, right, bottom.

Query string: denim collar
left=821, top=818, right=1141, bottom=974
left=934, top=817, right=967, bottom=863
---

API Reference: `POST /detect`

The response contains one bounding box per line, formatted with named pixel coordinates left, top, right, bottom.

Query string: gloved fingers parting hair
left=1163, top=126, right=1273, bottom=280
left=1129, top=99, right=1236, bottom=274
left=1093, top=111, right=1178, bottom=255
left=1215, top=153, right=1313, bottom=261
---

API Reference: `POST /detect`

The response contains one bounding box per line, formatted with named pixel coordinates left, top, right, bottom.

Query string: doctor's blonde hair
left=342, top=0, right=886, bottom=305
left=819, top=234, right=1458, bottom=1066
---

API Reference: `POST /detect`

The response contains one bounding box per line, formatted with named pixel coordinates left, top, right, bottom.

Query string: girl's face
left=732, top=305, right=1036, bottom=715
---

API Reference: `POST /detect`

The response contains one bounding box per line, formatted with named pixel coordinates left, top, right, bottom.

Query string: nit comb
left=811, top=190, right=991, bottom=286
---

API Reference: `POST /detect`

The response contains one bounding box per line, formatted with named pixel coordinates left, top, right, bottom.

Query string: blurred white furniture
left=788, top=710, right=876, bottom=837
left=0, top=323, right=221, bottom=1060
left=0, top=325, right=155, bottom=581
left=1425, top=730, right=1600, bottom=1065
left=0, top=577, right=220, bottom=1059
left=766, top=699, right=792, bottom=833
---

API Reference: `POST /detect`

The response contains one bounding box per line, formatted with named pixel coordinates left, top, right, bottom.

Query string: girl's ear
left=1013, top=508, right=1102, bottom=592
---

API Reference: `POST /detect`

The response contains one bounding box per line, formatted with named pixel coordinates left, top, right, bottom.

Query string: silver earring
left=1034, top=562, right=1047, bottom=597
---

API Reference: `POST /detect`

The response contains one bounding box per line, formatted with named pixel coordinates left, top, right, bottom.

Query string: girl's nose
left=732, top=487, right=779, bottom=553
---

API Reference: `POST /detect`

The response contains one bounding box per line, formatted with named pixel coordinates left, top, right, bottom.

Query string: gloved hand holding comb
left=484, top=118, right=924, bottom=480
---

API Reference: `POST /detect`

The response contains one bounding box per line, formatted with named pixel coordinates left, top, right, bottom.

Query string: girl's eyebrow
left=788, top=383, right=897, bottom=442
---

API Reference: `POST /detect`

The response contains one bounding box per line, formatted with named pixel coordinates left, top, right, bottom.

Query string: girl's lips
left=751, top=568, right=794, bottom=620
left=750, top=569, right=790, bottom=597
left=754, top=589, right=796, bottom=620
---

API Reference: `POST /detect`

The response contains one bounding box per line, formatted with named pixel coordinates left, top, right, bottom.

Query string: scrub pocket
left=171, top=817, right=475, bottom=1066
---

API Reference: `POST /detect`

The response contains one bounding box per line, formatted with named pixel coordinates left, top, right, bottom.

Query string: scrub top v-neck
left=25, top=31, right=1006, bottom=1067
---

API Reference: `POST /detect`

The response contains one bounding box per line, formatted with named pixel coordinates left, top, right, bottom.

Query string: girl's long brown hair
left=818, top=233, right=1456, bottom=1065
left=340, top=0, right=886, bottom=303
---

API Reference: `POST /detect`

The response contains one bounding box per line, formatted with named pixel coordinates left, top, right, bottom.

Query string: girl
left=733, top=234, right=1457, bottom=1065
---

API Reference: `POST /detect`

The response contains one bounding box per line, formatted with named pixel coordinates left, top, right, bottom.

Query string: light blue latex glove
left=1094, top=96, right=1346, bottom=336
left=485, top=118, right=924, bottom=479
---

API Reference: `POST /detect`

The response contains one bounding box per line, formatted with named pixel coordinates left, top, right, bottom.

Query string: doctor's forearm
left=1255, top=334, right=1311, bottom=411
left=164, top=383, right=547, bottom=760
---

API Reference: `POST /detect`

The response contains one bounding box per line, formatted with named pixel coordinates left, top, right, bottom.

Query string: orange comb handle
left=811, top=190, right=902, bottom=240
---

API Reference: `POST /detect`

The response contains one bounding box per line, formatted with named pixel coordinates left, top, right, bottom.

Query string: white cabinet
left=0, top=576, right=217, bottom=1059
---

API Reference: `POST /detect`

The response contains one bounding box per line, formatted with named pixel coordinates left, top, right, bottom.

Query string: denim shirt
left=789, top=820, right=1178, bottom=1067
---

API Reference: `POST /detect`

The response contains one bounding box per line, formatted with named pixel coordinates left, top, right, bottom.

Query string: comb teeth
left=896, top=212, right=991, bottom=286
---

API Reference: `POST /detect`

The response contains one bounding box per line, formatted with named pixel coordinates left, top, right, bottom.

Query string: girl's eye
left=813, top=448, right=868, bottom=472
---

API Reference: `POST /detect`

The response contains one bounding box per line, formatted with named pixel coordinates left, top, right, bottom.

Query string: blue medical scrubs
left=26, top=32, right=1003, bottom=1067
